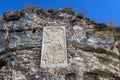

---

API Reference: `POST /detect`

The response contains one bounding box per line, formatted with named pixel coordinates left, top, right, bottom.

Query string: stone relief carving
left=41, top=26, right=67, bottom=68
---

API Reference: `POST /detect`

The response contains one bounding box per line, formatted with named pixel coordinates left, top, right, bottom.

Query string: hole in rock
left=10, top=58, right=15, bottom=61
left=65, top=73, right=76, bottom=80
left=0, top=59, right=7, bottom=69
left=32, top=29, right=36, bottom=33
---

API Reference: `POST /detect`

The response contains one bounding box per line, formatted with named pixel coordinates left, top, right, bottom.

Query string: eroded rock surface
left=0, top=7, right=120, bottom=80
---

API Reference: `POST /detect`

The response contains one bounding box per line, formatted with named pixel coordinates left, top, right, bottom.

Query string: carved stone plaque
left=41, top=26, right=67, bottom=68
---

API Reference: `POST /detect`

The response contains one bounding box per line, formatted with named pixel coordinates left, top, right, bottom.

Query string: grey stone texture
left=0, top=7, right=120, bottom=80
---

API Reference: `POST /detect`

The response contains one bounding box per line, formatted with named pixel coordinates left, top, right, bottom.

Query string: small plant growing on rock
left=59, top=8, right=74, bottom=15
left=75, top=13, right=84, bottom=19
left=47, top=8, right=55, bottom=13
left=47, top=8, right=58, bottom=16
left=107, top=26, right=116, bottom=34
left=107, top=19, right=116, bottom=34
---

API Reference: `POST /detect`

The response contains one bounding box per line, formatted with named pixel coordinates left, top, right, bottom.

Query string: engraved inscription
left=41, top=26, right=67, bottom=68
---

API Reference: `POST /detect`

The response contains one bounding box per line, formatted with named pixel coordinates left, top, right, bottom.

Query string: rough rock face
left=0, top=7, right=120, bottom=80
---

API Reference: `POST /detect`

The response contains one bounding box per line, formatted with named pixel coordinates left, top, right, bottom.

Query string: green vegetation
left=107, top=26, right=116, bottom=34
left=59, top=8, right=74, bottom=15
left=47, top=8, right=55, bottom=13
left=46, top=8, right=58, bottom=15
left=75, top=13, right=84, bottom=19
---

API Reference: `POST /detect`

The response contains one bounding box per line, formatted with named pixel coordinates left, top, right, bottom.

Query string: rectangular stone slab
left=41, top=26, right=67, bottom=68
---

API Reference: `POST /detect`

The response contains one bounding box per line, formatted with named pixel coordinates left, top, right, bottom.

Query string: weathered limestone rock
left=69, top=25, right=115, bottom=51
left=0, top=32, right=6, bottom=53
left=9, top=30, right=42, bottom=49
left=3, top=10, right=24, bottom=21
left=0, top=7, right=120, bottom=80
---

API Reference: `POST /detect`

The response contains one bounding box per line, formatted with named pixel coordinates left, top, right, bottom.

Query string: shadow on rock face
left=3, top=10, right=24, bottom=22
left=65, top=73, right=76, bottom=80
left=0, top=59, right=7, bottom=69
